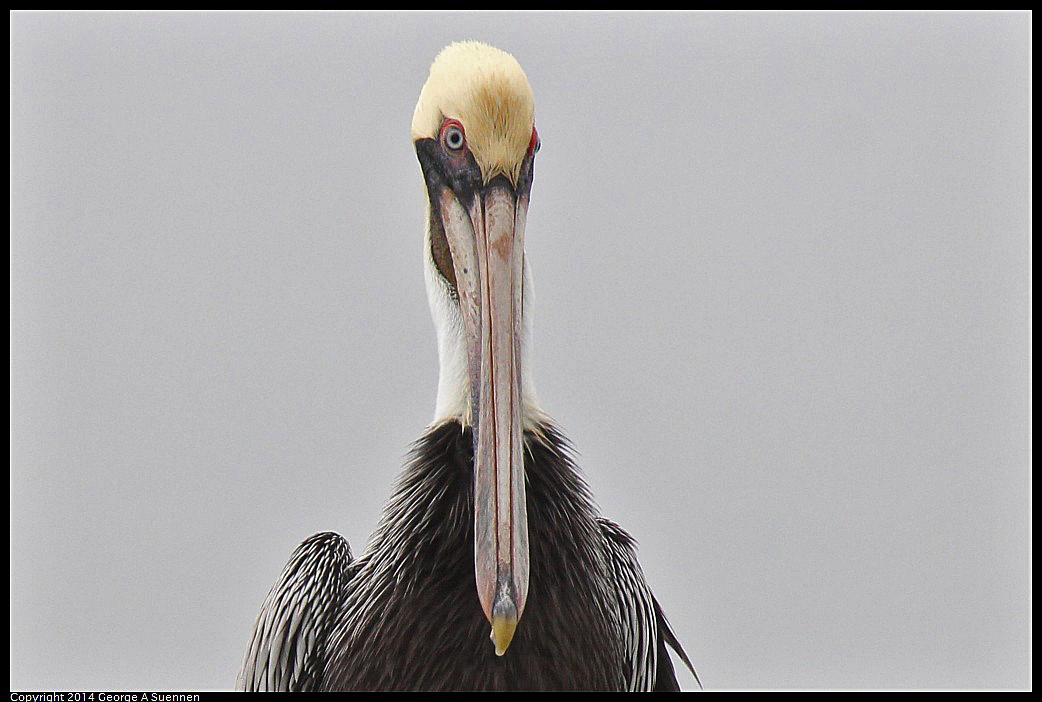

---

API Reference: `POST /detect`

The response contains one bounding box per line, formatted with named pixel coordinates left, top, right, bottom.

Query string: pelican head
left=412, top=42, right=541, bottom=658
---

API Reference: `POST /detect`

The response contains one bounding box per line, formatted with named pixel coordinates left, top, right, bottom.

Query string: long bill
left=436, top=176, right=529, bottom=657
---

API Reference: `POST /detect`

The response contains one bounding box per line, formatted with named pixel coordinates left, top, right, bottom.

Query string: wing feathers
left=236, top=532, right=354, bottom=692
left=598, top=519, right=698, bottom=691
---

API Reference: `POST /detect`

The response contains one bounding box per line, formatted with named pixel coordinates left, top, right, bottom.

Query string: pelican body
left=236, top=42, right=695, bottom=692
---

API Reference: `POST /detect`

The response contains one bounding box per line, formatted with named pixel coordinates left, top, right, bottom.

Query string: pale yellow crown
left=412, top=42, right=535, bottom=185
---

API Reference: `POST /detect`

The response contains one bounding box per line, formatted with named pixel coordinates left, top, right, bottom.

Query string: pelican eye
left=441, top=121, right=466, bottom=152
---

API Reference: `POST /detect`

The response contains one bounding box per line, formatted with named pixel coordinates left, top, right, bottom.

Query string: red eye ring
left=528, top=126, right=540, bottom=155
left=440, top=119, right=466, bottom=152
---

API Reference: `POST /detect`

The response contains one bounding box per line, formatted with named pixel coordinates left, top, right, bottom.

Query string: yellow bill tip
left=490, top=613, right=518, bottom=657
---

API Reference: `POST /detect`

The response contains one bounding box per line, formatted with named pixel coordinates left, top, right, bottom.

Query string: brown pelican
left=236, top=41, right=696, bottom=692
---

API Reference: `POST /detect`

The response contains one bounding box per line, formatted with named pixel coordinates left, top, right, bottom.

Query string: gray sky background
left=10, top=11, right=1031, bottom=691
